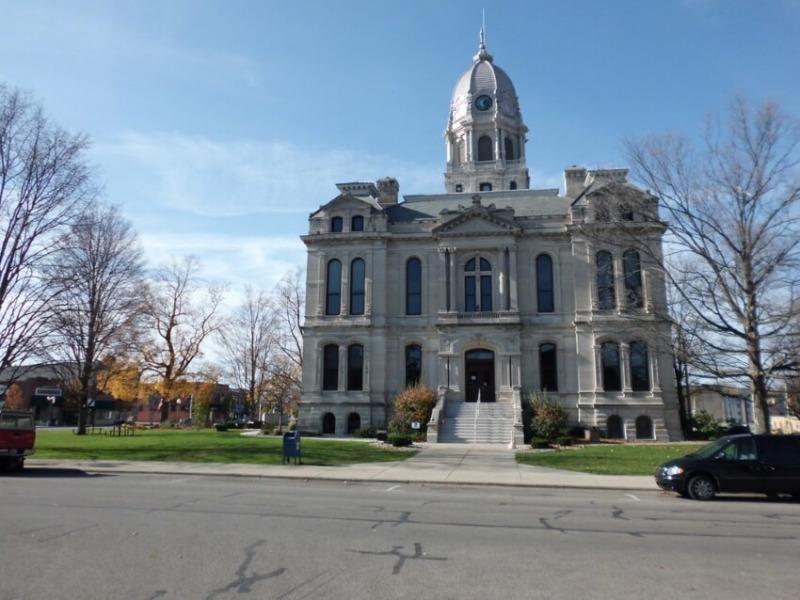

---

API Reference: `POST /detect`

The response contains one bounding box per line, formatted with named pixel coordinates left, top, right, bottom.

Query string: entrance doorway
left=465, top=349, right=495, bottom=402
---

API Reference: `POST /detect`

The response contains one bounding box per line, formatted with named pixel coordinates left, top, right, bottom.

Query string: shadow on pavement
left=1, top=467, right=111, bottom=478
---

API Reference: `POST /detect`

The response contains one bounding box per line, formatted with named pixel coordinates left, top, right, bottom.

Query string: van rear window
left=0, top=414, right=33, bottom=430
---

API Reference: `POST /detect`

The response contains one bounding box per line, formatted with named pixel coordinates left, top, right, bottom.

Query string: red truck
left=0, top=410, right=35, bottom=472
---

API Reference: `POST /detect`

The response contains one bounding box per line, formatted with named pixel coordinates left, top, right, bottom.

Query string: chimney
left=563, top=166, right=587, bottom=198
left=376, top=177, right=399, bottom=207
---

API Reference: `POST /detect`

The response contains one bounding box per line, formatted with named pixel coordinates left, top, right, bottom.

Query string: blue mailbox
left=282, top=431, right=301, bottom=464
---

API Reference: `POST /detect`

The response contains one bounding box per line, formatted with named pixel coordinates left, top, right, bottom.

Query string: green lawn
left=516, top=443, right=704, bottom=475
left=33, top=429, right=415, bottom=466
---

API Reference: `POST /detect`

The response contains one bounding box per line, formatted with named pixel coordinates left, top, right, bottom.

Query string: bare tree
left=273, top=268, right=304, bottom=388
left=625, top=98, right=800, bottom=433
left=218, top=286, right=276, bottom=420
left=0, top=85, right=94, bottom=375
left=44, top=201, right=145, bottom=434
left=141, top=256, right=222, bottom=400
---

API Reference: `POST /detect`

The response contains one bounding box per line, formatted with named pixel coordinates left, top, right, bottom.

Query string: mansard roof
left=387, top=189, right=568, bottom=222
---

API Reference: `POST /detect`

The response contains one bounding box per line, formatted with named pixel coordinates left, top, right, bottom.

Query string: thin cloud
left=97, top=131, right=442, bottom=217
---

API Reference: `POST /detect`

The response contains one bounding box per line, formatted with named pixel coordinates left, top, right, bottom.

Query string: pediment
left=310, top=193, right=379, bottom=217
left=433, top=209, right=520, bottom=237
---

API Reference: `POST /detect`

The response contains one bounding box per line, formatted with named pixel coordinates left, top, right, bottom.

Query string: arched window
left=478, top=135, right=493, bottom=161
left=539, top=343, right=558, bottom=391
left=479, top=182, right=493, bottom=192
left=322, top=412, right=336, bottom=434
left=630, top=341, right=650, bottom=391
left=351, top=215, right=364, bottom=231
left=405, top=344, right=422, bottom=387
left=601, top=342, right=621, bottom=391
left=322, top=344, right=339, bottom=390
left=509, top=181, right=517, bottom=190
left=347, top=412, right=361, bottom=434
left=623, top=250, right=643, bottom=308
left=504, top=136, right=514, bottom=160
left=347, top=344, right=364, bottom=391
left=330, top=217, right=343, bottom=232
left=606, top=415, right=624, bottom=439
left=464, top=257, right=492, bottom=312
left=406, top=258, right=422, bottom=315
left=635, top=415, right=653, bottom=439
left=596, top=251, right=616, bottom=310
left=455, top=184, right=463, bottom=192
left=326, top=259, right=341, bottom=315
left=536, top=254, right=554, bottom=313
left=349, top=258, right=365, bottom=315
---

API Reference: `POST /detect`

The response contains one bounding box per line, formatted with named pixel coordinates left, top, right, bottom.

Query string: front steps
left=437, top=401, right=514, bottom=444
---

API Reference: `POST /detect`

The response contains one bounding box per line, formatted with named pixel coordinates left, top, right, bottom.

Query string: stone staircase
left=437, top=401, right=514, bottom=444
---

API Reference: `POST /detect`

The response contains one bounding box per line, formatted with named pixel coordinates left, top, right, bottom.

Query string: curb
left=25, top=461, right=659, bottom=493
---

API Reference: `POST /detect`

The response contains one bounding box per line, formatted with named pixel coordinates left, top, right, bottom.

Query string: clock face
left=474, top=95, right=493, bottom=111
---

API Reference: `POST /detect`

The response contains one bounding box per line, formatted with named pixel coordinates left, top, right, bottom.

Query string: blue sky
left=2, top=0, right=799, bottom=292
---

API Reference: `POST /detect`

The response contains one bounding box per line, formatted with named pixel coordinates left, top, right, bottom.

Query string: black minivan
left=656, top=434, right=800, bottom=500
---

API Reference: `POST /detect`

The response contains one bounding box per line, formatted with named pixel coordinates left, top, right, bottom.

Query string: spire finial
left=474, top=9, right=493, bottom=62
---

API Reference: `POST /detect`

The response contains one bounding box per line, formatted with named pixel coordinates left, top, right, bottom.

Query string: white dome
left=450, top=42, right=520, bottom=119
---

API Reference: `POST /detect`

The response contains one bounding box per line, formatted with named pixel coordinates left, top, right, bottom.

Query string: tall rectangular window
left=539, top=343, right=558, bottom=391
left=601, top=342, right=621, bottom=392
left=536, top=254, right=554, bottom=313
left=322, top=344, right=339, bottom=391
left=326, top=259, right=341, bottom=316
left=350, top=258, right=365, bottom=315
left=406, top=258, right=422, bottom=315
left=480, top=275, right=492, bottom=311
left=465, top=276, right=477, bottom=312
left=347, top=344, right=363, bottom=391
left=596, top=251, right=616, bottom=310
left=405, top=345, right=422, bottom=387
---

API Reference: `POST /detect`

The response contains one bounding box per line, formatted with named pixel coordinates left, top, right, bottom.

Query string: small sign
left=411, top=421, right=421, bottom=430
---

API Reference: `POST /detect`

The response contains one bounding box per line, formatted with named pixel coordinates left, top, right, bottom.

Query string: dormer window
left=455, top=184, right=463, bottom=193
left=351, top=215, right=364, bottom=231
left=330, top=217, right=343, bottom=232
left=509, top=181, right=517, bottom=190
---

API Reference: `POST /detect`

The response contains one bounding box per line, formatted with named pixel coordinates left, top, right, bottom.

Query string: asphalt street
left=1, top=470, right=798, bottom=600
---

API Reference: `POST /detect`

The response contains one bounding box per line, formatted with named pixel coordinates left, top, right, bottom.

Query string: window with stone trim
left=351, top=215, right=364, bottom=231
left=596, top=251, right=616, bottom=310
left=326, top=259, right=342, bottom=315
left=347, top=344, right=364, bottom=391
left=504, top=136, right=514, bottom=160
left=478, top=135, right=493, bottom=161
left=539, top=343, right=558, bottom=392
left=349, top=258, right=365, bottom=315
left=405, top=344, right=422, bottom=387
left=601, top=342, right=622, bottom=392
left=623, top=249, right=644, bottom=309
left=464, top=257, right=492, bottom=312
left=322, top=344, right=339, bottom=391
left=406, top=258, right=422, bottom=315
left=629, top=341, right=650, bottom=391
left=536, top=253, right=554, bottom=313
left=330, top=216, right=343, bottom=232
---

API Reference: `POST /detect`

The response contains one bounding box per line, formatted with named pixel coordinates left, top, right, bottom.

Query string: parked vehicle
left=0, top=410, right=36, bottom=472
left=656, top=434, right=800, bottom=500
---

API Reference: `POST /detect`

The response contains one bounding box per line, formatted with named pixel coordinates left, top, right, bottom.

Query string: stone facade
left=298, top=36, right=683, bottom=441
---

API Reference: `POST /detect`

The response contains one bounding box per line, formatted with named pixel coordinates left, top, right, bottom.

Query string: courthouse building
left=298, top=35, right=682, bottom=443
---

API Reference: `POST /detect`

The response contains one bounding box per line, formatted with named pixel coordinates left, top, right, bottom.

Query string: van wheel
left=688, top=475, right=716, bottom=501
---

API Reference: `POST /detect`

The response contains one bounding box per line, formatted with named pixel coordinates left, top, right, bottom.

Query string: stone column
left=340, top=253, right=350, bottom=316
left=365, top=253, right=373, bottom=316
left=317, top=251, right=326, bottom=316
left=594, top=344, right=603, bottom=392
left=448, top=247, right=457, bottom=312
left=621, top=343, right=631, bottom=392
left=508, top=246, right=519, bottom=311
left=438, top=248, right=448, bottom=312
left=651, top=348, right=661, bottom=392
left=338, top=345, right=347, bottom=392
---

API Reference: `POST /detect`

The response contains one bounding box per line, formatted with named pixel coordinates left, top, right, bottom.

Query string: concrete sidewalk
left=26, top=443, right=657, bottom=491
